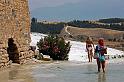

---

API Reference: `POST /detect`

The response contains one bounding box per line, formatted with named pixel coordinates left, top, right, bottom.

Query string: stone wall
left=0, top=0, right=34, bottom=67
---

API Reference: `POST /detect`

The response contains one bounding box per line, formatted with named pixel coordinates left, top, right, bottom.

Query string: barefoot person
left=86, top=37, right=94, bottom=62
left=95, top=38, right=107, bottom=73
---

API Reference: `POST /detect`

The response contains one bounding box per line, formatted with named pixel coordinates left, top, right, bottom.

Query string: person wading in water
left=86, top=37, right=95, bottom=62
left=95, top=38, right=107, bottom=73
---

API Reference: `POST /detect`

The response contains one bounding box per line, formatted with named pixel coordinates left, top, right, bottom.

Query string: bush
left=37, top=35, right=71, bottom=60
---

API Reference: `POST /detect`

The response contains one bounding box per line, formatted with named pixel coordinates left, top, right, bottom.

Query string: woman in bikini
left=86, top=37, right=95, bottom=62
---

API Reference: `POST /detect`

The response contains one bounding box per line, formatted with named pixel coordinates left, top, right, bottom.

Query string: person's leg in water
left=87, top=47, right=92, bottom=62
left=97, top=58, right=101, bottom=72
left=101, top=61, right=105, bottom=73
left=88, top=50, right=91, bottom=62
left=90, top=49, right=93, bottom=62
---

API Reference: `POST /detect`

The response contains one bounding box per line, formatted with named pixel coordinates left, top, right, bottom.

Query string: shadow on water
left=83, top=72, right=98, bottom=74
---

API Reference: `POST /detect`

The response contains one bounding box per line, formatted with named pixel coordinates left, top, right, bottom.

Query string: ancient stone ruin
left=0, top=0, right=34, bottom=67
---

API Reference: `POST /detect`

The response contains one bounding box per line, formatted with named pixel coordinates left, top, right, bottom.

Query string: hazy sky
left=29, top=0, right=81, bottom=11
left=29, top=0, right=124, bottom=21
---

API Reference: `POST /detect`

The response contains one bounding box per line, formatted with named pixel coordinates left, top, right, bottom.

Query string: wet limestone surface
left=0, top=61, right=124, bottom=82
left=32, top=61, right=124, bottom=82
left=0, top=64, right=35, bottom=82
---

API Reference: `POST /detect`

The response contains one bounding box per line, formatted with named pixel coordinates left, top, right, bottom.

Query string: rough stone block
left=0, top=0, right=31, bottom=67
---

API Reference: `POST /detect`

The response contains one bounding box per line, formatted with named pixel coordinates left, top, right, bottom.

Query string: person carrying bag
left=94, top=38, right=107, bottom=73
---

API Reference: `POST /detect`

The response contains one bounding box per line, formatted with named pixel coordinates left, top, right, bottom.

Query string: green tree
left=37, top=35, right=70, bottom=60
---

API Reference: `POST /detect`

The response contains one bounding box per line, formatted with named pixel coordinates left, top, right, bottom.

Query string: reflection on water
left=0, top=65, right=36, bottom=82
left=98, top=73, right=106, bottom=82
left=1, top=62, right=124, bottom=82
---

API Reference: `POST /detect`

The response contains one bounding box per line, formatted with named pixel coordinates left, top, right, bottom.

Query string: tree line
left=98, top=18, right=124, bottom=23
left=31, top=18, right=64, bottom=34
left=31, top=18, right=124, bottom=34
